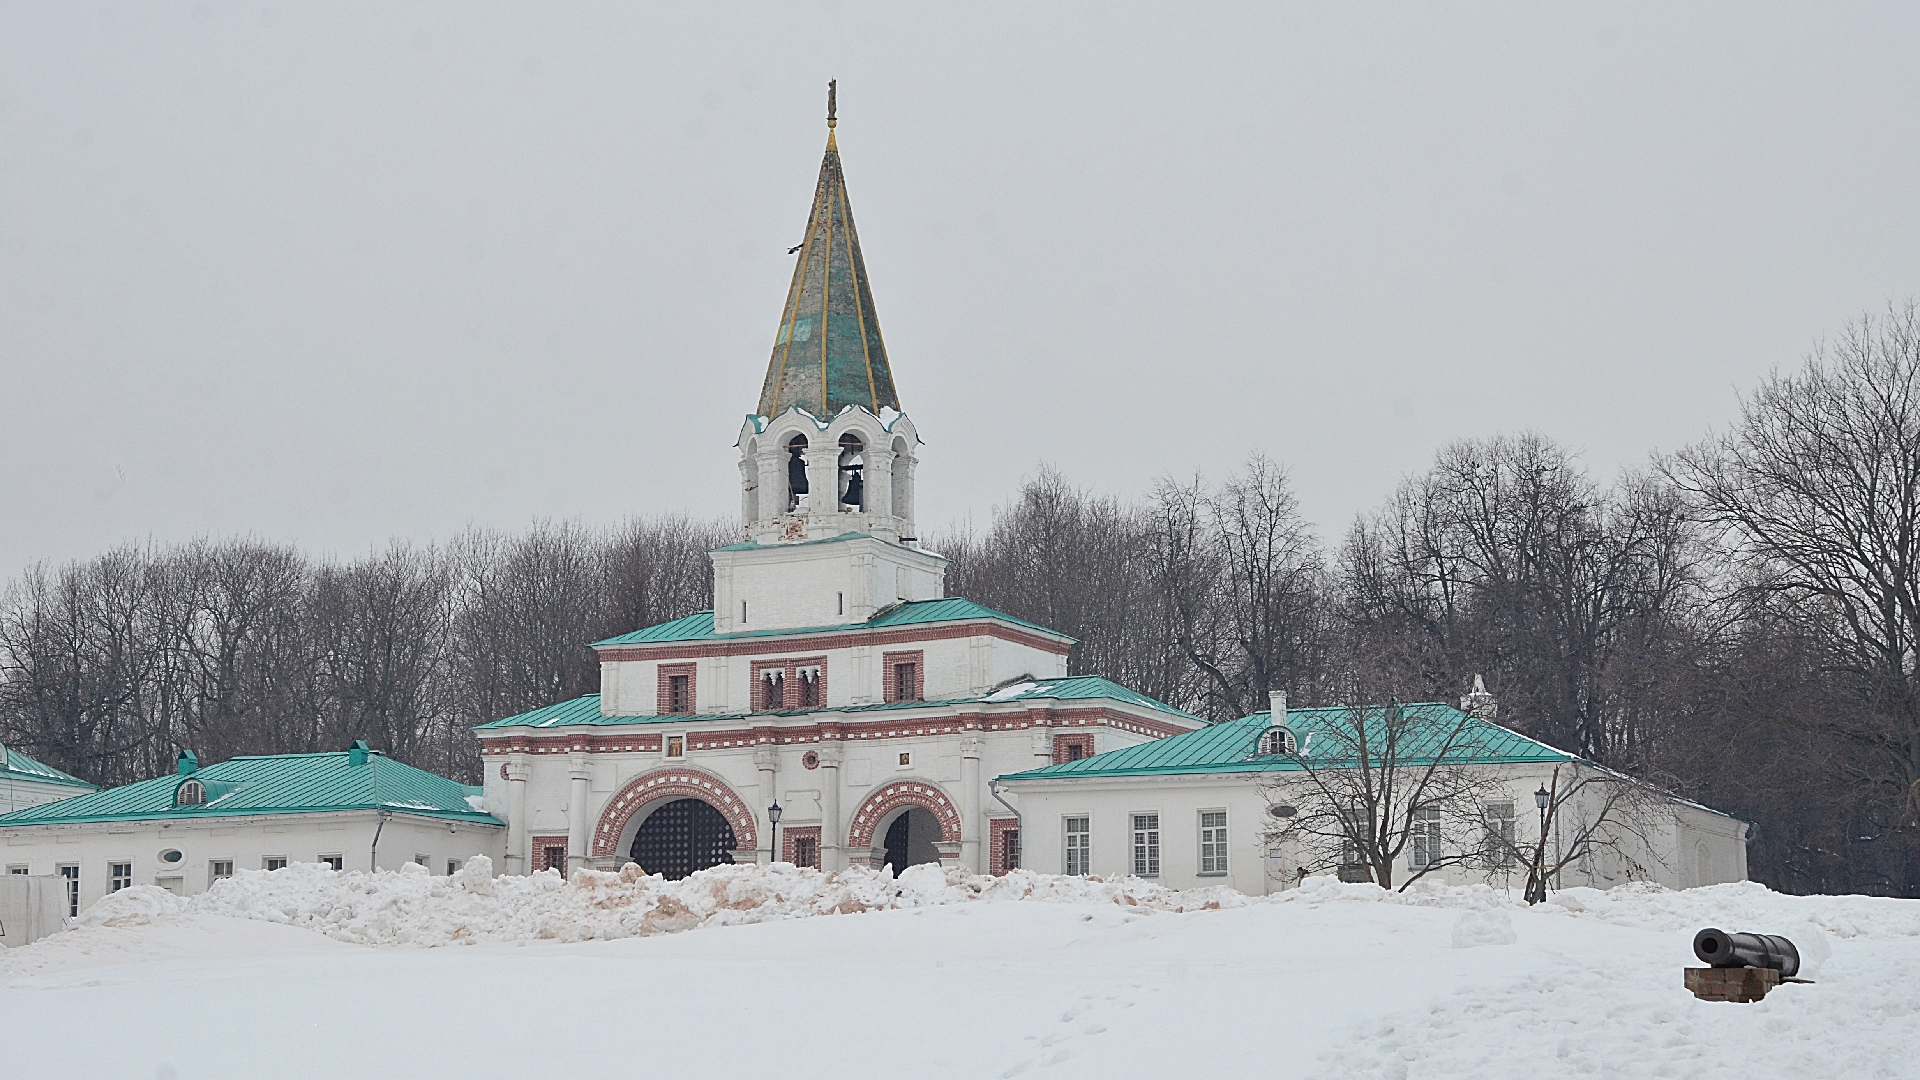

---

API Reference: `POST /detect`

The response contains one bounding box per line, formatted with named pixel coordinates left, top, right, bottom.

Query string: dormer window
left=176, top=779, right=207, bottom=806
left=1258, top=728, right=1298, bottom=756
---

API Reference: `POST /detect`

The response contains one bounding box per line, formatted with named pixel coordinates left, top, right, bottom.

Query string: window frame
left=58, top=864, right=79, bottom=916
left=883, top=650, right=924, bottom=703
left=319, top=854, right=345, bottom=871
left=1131, top=812, right=1161, bottom=878
left=263, top=856, right=289, bottom=871
left=209, top=859, right=234, bottom=882
left=657, top=662, right=697, bottom=715
left=1063, top=815, right=1092, bottom=876
left=1198, top=809, right=1229, bottom=876
left=1409, top=806, right=1443, bottom=870
left=108, top=861, right=133, bottom=894
left=1484, top=800, right=1517, bottom=869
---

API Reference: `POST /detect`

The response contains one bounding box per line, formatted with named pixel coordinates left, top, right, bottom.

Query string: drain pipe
left=370, top=809, right=391, bottom=872
left=989, top=780, right=1022, bottom=870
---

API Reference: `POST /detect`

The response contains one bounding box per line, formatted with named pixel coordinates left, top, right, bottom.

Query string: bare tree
left=1259, top=699, right=1508, bottom=890
left=1484, top=763, right=1670, bottom=903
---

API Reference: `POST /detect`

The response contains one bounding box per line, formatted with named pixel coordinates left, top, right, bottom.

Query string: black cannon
left=1692, top=928, right=1800, bottom=978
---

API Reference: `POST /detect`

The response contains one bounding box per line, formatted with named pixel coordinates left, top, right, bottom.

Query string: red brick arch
left=592, top=767, right=757, bottom=857
left=847, top=780, right=962, bottom=849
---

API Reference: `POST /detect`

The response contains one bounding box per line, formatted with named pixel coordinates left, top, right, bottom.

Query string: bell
left=843, top=469, right=864, bottom=509
left=788, top=450, right=809, bottom=495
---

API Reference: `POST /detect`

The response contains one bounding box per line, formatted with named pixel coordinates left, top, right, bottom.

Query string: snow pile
left=77, top=857, right=1252, bottom=947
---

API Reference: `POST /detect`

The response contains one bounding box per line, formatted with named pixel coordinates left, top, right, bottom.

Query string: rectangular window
left=264, top=857, right=288, bottom=871
left=542, top=845, right=566, bottom=874
left=414, top=853, right=429, bottom=868
left=447, top=859, right=461, bottom=876
left=792, top=835, right=818, bottom=869
left=761, top=670, right=785, bottom=710
left=59, top=864, right=79, bottom=917
left=668, top=674, right=691, bottom=714
left=1484, top=801, right=1516, bottom=868
left=109, top=862, right=132, bottom=893
left=1063, top=817, right=1091, bottom=875
left=320, top=855, right=344, bottom=871
left=8, top=864, right=30, bottom=875
left=797, top=667, right=821, bottom=708
left=210, top=860, right=234, bottom=882
left=895, top=663, right=919, bottom=701
left=1004, top=828, right=1020, bottom=871
left=1199, top=810, right=1229, bottom=875
left=1132, top=814, right=1161, bottom=877
left=1410, top=807, right=1442, bottom=870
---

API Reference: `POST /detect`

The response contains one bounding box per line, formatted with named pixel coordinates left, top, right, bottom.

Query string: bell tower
left=717, top=84, right=944, bottom=634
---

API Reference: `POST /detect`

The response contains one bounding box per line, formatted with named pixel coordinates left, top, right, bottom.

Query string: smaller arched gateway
left=593, top=768, right=758, bottom=880
left=847, top=780, right=961, bottom=874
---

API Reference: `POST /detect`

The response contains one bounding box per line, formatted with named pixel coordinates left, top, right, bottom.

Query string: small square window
left=264, top=857, right=288, bottom=871
left=210, top=860, right=234, bottom=881
left=792, top=835, right=818, bottom=869
left=542, top=845, right=567, bottom=875
left=7, top=864, right=30, bottom=875
left=414, top=853, right=429, bottom=868
left=320, top=855, right=344, bottom=871
left=665, top=735, right=686, bottom=759
left=109, top=862, right=133, bottom=893
left=447, top=859, right=461, bottom=876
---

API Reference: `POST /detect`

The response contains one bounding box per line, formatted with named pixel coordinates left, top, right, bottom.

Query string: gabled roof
left=757, top=100, right=899, bottom=421
left=0, top=749, right=500, bottom=828
left=474, top=676, right=1199, bottom=731
left=0, top=746, right=96, bottom=791
left=998, top=703, right=1572, bottom=781
left=592, top=596, right=1069, bottom=648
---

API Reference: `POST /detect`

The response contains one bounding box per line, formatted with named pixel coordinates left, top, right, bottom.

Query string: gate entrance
left=630, top=798, right=738, bottom=880
left=881, top=807, right=942, bottom=874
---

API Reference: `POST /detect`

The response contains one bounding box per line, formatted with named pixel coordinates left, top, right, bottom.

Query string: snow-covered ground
left=3, top=861, right=1917, bottom=1080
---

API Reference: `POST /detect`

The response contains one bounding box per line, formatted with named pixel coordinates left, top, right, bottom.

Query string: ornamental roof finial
left=826, top=79, right=838, bottom=148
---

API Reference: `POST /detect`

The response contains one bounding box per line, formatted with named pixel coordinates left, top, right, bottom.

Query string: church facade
left=473, top=108, right=1203, bottom=880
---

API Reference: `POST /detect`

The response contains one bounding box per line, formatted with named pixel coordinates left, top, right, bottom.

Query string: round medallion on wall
left=802, top=751, right=820, bottom=770
left=500, top=763, right=509, bottom=781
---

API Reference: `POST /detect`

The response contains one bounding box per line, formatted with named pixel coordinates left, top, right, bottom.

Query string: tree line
left=5, top=306, right=1920, bottom=895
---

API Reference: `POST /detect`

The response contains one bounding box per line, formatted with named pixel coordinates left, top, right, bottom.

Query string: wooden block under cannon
left=1684, top=966, right=1780, bottom=1002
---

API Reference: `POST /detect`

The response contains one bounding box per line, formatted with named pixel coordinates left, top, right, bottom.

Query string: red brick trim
left=532, top=836, right=568, bottom=875
left=882, top=650, right=924, bottom=703
left=847, top=780, right=961, bottom=849
left=1053, top=733, right=1094, bottom=764
left=476, top=706, right=1193, bottom=755
left=596, top=620, right=1071, bottom=662
left=591, top=767, right=756, bottom=857
left=782, top=826, right=823, bottom=868
left=989, top=818, right=1021, bottom=876
left=657, top=663, right=697, bottom=715
left=750, top=655, right=829, bottom=712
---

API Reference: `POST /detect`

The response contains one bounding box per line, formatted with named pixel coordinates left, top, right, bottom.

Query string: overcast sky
left=4, top=3, right=1918, bottom=583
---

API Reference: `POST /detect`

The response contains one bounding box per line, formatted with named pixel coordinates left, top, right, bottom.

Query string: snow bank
left=77, top=858, right=1920, bottom=952
left=77, top=858, right=1250, bottom=947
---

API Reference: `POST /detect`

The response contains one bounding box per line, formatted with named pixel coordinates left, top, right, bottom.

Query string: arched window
left=1258, top=728, right=1297, bottom=756
left=761, top=669, right=785, bottom=711
left=838, top=434, right=865, bottom=511
left=176, top=779, right=207, bottom=806
left=785, top=436, right=810, bottom=512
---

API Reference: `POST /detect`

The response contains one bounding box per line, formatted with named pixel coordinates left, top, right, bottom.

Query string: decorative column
left=818, top=744, right=844, bottom=871
left=960, top=736, right=983, bottom=873
left=757, top=447, right=783, bottom=522
left=566, top=752, right=592, bottom=875
left=935, top=841, right=963, bottom=870
left=754, top=741, right=778, bottom=865
left=866, top=447, right=895, bottom=525
left=806, top=445, right=838, bottom=522
left=504, top=755, right=530, bottom=876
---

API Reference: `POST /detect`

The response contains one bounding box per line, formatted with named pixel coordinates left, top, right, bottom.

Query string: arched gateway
left=593, top=768, right=758, bottom=880
left=848, top=780, right=961, bottom=873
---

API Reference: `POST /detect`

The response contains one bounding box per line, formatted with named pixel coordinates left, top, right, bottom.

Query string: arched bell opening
left=889, top=435, right=913, bottom=531
left=876, top=805, right=943, bottom=875
left=628, top=797, right=739, bottom=881
left=785, top=434, right=810, bottom=512
left=838, top=433, right=866, bottom=512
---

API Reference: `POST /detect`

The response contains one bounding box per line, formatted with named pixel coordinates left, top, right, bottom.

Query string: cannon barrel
left=1692, top=928, right=1800, bottom=977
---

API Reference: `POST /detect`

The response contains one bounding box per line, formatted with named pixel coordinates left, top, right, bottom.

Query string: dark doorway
left=881, top=807, right=942, bottom=875
left=630, top=798, right=738, bottom=880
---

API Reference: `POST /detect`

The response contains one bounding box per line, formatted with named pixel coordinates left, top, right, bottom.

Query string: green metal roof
left=593, top=596, right=1069, bottom=648
left=997, top=703, right=1572, bottom=781
left=1, top=746, right=96, bottom=791
left=475, top=676, right=1199, bottom=731
left=757, top=112, right=900, bottom=422
left=0, top=749, right=500, bottom=828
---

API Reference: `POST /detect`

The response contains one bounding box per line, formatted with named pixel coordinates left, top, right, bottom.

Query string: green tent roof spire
left=758, top=84, right=900, bottom=420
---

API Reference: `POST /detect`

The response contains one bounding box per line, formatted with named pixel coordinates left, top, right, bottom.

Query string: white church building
left=475, top=101, right=1749, bottom=896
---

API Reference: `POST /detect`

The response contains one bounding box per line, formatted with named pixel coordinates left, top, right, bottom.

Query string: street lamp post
left=767, top=801, right=783, bottom=865
left=1531, top=784, right=1551, bottom=904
